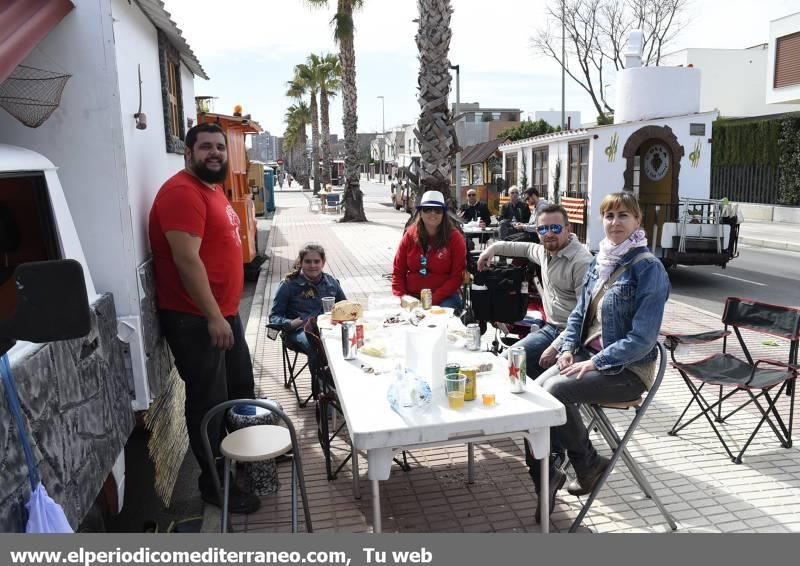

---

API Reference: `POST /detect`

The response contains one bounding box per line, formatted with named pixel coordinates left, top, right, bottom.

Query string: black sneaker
left=534, top=466, right=567, bottom=524
left=567, top=456, right=610, bottom=496
left=201, top=481, right=261, bottom=514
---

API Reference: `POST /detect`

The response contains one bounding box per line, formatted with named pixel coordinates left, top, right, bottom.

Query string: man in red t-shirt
left=149, top=122, right=258, bottom=514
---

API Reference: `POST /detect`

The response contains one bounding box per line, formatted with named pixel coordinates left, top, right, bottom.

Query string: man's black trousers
left=159, top=310, right=256, bottom=492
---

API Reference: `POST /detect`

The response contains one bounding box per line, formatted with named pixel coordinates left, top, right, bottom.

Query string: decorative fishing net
left=0, top=65, right=71, bottom=128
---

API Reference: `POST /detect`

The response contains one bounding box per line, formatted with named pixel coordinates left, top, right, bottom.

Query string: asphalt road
left=668, top=244, right=800, bottom=316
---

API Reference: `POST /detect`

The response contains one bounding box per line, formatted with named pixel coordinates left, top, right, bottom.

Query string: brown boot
left=567, top=456, right=610, bottom=496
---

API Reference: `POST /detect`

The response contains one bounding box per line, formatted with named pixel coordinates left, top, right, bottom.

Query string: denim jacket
left=559, top=247, right=670, bottom=374
left=269, top=273, right=346, bottom=331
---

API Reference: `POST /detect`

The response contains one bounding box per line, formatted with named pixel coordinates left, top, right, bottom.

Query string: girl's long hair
left=413, top=208, right=457, bottom=251
left=285, top=243, right=326, bottom=280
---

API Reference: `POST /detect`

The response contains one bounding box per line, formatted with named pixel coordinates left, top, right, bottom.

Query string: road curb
left=739, top=236, right=800, bottom=253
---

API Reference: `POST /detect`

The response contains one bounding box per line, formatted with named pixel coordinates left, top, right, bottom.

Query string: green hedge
left=778, top=117, right=800, bottom=205
left=711, top=118, right=784, bottom=166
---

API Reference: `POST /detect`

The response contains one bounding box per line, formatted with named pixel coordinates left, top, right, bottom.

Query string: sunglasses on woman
left=421, top=206, right=444, bottom=215
left=536, top=223, right=564, bottom=236
left=419, top=255, right=428, bottom=276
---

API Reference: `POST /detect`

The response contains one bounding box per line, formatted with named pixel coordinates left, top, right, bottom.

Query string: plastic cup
left=322, top=296, right=336, bottom=314
left=445, top=374, right=467, bottom=410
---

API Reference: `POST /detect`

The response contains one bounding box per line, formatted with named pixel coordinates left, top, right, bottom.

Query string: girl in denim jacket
left=270, top=243, right=346, bottom=368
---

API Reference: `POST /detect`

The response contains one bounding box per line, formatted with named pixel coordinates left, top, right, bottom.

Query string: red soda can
left=356, top=322, right=364, bottom=347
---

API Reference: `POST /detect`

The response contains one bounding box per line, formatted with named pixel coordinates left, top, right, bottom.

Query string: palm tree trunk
left=310, top=93, right=321, bottom=193
left=320, top=90, right=332, bottom=186
left=416, top=0, right=457, bottom=205
left=298, top=131, right=311, bottom=191
left=339, top=0, right=367, bottom=222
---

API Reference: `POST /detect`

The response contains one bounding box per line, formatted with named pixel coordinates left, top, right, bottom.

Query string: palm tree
left=287, top=61, right=321, bottom=194
left=415, top=0, right=458, bottom=204
left=284, top=101, right=312, bottom=190
left=318, top=53, right=342, bottom=186
left=306, top=0, right=367, bottom=222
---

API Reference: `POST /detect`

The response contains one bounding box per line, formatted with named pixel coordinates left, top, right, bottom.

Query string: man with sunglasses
left=477, top=203, right=593, bottom=520
left=458, top=190, right=491, bottom=227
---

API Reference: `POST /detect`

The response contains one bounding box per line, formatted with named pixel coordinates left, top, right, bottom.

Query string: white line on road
left=711, top=273, right=767, bottom=286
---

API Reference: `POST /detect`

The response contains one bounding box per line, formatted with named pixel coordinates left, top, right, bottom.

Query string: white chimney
left=623, top=30, right=644, bottom=68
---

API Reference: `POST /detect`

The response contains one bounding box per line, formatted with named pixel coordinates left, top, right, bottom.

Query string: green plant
left=552, top=158, right=561, bottom=203
left=778, top=117, right=800, bottom=205
left=520, top=151, right=528, bottom=189
left=497, top=119, right=556, bottom=142
left=711, top=117, right=785, bottom=166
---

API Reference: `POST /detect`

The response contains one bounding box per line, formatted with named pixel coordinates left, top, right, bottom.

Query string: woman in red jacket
left=392, top=190, right=467, bottom=310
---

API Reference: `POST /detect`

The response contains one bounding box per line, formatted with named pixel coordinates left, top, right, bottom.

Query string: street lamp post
left=450, top=64, right=461, bottom=206
left=377, top=95, right=385, bottom=184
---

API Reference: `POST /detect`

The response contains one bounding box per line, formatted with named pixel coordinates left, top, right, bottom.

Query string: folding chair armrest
left=752, top=358, right=800, bottom=374
left=663, top=329, right=730, bottom=350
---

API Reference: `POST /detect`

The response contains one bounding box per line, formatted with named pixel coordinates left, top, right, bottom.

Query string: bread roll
left=401, top=295, right=420, bottom=310
left=331, top=300, right=363, bottom=322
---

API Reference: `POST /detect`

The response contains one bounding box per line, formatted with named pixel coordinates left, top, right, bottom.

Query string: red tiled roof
left=0, top=0, right=74, bottom=84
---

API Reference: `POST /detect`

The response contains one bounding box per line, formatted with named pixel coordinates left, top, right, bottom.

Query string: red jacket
left=392, top=226, right=466, bottom=305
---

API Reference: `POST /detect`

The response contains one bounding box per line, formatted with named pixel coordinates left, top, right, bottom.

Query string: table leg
left=371, top=479, right=382, bottom=533
left=540, top=457, right=549, bottom=533
left=352, top=449, right=361, bottom=499
left=467, top=443, right=475, bottom=484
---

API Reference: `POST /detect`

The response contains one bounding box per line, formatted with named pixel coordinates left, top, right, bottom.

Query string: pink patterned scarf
left=591, top=228, right=648, bottom=298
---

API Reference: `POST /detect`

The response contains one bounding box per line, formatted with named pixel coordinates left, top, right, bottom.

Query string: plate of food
left=427, top=306, right=454, bottom=318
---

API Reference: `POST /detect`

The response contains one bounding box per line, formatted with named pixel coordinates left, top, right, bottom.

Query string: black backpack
left=471, top=263, right=529, bottom=323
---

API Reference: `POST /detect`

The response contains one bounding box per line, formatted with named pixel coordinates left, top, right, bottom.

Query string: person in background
left=270, top=243, right=346, bottom=371
left=534, top=191, right=670, bottom=524
left=392, top=190, right=467, bottom=310
left=508, top=187, right=550, bottom=242
left=459, top=189, right=491, bottom=227
left=149, top=122, right=258, bottom=514
left=498, top=186, right=530, bottom=239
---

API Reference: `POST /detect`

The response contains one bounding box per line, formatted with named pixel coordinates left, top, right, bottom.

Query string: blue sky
left=166, top=0, right=798, bottom=137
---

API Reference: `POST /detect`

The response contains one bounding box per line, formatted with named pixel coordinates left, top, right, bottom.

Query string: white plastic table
left=321, top=319, right=566, bottom=533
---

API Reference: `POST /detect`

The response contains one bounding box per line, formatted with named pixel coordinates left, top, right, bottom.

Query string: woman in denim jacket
left=270, top=243, right=346, bottom=368
left=531, top=192, right=670, bottom=523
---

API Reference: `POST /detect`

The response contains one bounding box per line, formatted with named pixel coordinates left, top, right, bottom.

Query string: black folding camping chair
left=664, top=297, right=800, bottom=464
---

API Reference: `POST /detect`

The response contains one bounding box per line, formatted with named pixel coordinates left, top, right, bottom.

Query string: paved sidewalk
left=218, top=181, right=800, bottom=534
left=739, top=220, right=800, bottom=253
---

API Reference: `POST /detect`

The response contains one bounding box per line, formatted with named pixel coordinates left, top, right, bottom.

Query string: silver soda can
left=508, top=347, right=527, bottom=393
left=342, top=321, right=358, bottom=360
left=466, top=323, right=481, bottom=351
left=420, top=288, right=432, bottom=310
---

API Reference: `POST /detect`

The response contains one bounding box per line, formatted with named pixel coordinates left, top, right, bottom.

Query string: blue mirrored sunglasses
left=536, top=223, right=564, bottom=236
left=419, top=255, right=428, bottom=276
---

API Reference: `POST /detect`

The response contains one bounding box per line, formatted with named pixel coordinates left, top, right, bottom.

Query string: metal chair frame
left=570, top=342, right=677, bottom=532
left=200, top=398, right=313, bottom=533
left=665, top=297, right=800, bottom=464
left=267, top=324, right=313, bottom=407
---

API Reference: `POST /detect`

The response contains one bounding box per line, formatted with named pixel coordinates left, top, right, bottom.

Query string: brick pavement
left=226, top=180, right=800, bottom=534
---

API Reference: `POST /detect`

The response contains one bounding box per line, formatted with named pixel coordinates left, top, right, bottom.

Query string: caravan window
left=532, top=148, right=548, bottom=199
left=0, top=174, right=61, bottom=319
left=568, top=142, right=589, bottom=197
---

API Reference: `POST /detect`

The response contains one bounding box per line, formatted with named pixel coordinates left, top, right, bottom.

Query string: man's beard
left=190, top=157, right=229, bottom=183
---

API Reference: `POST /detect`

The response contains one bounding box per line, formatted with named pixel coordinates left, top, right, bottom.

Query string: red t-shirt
left=149, top=170, right=243, bottom=317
